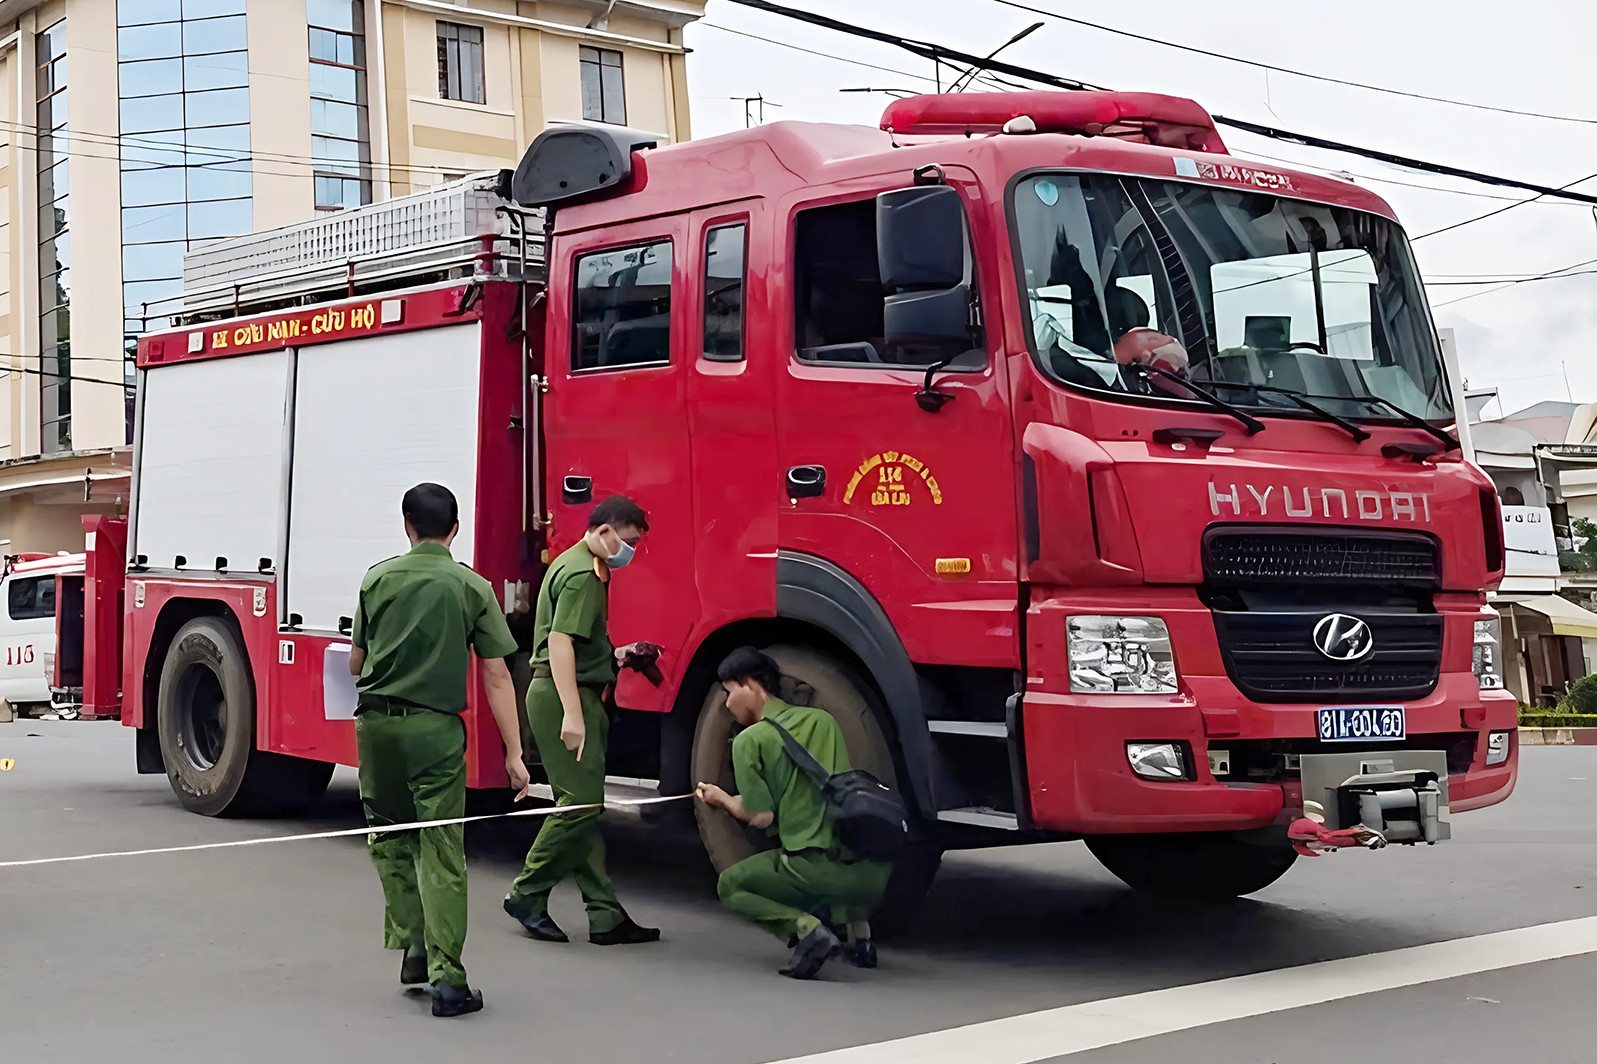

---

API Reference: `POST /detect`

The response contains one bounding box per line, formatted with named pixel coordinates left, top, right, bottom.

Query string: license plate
left=1317, top=706, right=1405, bottom=743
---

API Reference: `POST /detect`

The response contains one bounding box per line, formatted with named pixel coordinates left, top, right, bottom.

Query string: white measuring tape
left=0, top=793, right=694, bottom=870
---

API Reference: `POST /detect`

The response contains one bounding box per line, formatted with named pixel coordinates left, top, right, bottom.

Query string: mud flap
left=135, top=726, right=164, bottom=774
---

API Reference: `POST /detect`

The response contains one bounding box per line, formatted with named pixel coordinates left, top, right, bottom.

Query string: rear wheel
left=1085, top=832, right=1298, bottom=900
left=156, top=616, right=330, bottom=817
left=690, top=644, right=937, bottom=935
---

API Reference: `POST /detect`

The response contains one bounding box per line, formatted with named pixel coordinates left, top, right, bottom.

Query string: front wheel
left=689, top=645, right=937, bottom=933
left=1085, top=832, right=1298, bottom=900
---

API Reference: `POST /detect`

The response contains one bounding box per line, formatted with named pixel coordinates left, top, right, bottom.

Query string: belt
left=530, top=665, right=610, bottom=688
left=356, top=695, right=438, bottom=717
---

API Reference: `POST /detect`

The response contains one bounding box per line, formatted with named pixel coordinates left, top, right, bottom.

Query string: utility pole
left=735, top=94, right=783, bottom=128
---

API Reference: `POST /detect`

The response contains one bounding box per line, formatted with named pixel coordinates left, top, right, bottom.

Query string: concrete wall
left=248, top=0, right=314, bottom=231
left=64, top=0, right=123, bottom=453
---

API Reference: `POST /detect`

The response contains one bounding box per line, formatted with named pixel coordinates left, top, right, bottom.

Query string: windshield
left=1012, top=173, right=1451, bottom=422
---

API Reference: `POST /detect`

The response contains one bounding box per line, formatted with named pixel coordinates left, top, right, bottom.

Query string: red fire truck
left=82, top=89, right=1516, bottom=906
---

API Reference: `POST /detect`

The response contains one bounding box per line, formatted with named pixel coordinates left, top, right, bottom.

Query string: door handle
left=786, top=465, right=827, bottom=499
left=562, top=476, right=593, bottom=505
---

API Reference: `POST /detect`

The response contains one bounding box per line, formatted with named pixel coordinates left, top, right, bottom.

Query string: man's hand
left=561, top=709, right=587, bottom=762
left=505, top=754, right=531, bottom=802
left=695, top=781, right=729, bottom=811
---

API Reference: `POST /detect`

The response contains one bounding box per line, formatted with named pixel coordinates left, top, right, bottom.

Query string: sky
left=680, top=0, right=1597, bottom=419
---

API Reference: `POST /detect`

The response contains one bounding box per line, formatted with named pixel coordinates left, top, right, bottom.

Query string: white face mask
left=607, top=538, right=636, bottom=569
left=601, top=529, right=635, bottom=569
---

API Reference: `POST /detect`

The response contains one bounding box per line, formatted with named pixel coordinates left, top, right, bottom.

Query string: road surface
left=1, top=721, right=1591, bottom=1063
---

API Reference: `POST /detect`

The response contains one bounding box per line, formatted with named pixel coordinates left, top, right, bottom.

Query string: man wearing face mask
left=503, top=495, right=661, bottom=946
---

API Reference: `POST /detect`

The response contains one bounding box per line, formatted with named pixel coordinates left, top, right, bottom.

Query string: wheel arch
left=658, top=551, right=935, bottom=819
left=141, top=599, right=251, bottom=744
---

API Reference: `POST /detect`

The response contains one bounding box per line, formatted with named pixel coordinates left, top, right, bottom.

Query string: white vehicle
left=0, top=552, right=84, bottom=719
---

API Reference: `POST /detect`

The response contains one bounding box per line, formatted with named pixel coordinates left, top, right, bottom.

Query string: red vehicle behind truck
left=79, top=89, right=1517, bottom=908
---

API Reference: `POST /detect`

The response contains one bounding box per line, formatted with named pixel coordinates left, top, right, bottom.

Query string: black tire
left=689, top=644, right=938, bottom=933
left=1085, top=832, right=1298, bottom=901
left=156, top=616, right=330, bottom=817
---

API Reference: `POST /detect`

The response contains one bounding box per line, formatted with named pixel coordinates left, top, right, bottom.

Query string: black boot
left=504, top=896, right=569, bottom=942
left=400, top=947, right=428, bottom=985
left=590, top=915, right=661, bottom=946
left=430, top=982, right=484, bottom=1018
left=842, top=939, right=878, bottom=970
left=780, top=925, right=840, bottom=980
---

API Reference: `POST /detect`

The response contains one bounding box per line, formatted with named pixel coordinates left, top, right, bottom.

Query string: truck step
left=526, top=775, right=663, bottom=816
left=936, top=806, right=1020, bottom=830
left=926, top=720, right=1009, bottom=738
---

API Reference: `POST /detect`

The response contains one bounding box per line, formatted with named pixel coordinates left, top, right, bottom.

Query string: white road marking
left=765, top=916, right=1597, bottom=1064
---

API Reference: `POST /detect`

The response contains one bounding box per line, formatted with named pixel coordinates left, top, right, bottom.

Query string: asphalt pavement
left=1, top=721, right=1593, bottom=1064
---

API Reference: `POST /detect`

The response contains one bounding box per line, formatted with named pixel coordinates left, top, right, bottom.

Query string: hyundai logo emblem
left=1312, top=614, right=1374, bottom=662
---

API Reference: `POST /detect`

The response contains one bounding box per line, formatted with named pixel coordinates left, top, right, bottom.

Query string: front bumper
left=1021, top=591, right=1518, bottom=835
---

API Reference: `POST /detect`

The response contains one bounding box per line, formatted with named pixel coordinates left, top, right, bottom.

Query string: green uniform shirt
left=351, top=542, right=519, bottom=712
left=530, top=540, right=615, bottom=688
left=732, top=698, right=851, bottom=855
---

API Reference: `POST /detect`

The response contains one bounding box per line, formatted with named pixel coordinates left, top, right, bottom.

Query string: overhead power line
left=986, top=0, right=1597, bottom=125
left=719, top=0, right=1597, bottom=208
left=1430, top=257, right=1597, bottom=308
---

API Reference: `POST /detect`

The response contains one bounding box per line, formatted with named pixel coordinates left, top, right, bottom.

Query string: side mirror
left=877, top=185, right=965, bottom=290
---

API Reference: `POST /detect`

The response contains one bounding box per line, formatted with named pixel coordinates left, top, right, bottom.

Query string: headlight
left=1067, top=615, right=1177, bottom=694
left=1473, top=614, right=1504, bottom=690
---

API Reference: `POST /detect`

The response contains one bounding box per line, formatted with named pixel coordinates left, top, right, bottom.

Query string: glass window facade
left=37, top=19, right=70, bottom=452
left=118, top=0, right=252, bottom=442
left=437, top=22, right=485, bottom=105
left=309, top=1, right=371, bottom=210
left=580, top=46, right=625, bottom=125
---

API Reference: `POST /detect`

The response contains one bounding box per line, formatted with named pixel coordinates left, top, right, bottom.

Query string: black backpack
left=764, top=718, right=910, bottom=860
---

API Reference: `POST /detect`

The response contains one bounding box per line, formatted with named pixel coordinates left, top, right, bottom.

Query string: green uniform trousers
left=506, top=679, right=625, bottom=933
left=717, top=849, right=892, bottom=943
left=355, top=708, right=469, bottom=988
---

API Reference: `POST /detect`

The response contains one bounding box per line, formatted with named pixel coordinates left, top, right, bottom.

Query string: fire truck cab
left=90, top=91, right=1516, bottom=908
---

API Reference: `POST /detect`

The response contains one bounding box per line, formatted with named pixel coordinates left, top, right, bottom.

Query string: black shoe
left=400, top=948, right=428, bottom=985
left=842, top=939, right=878, bottom=970
left=590, top=916, right=661, bottom=946
left=780, top=925, right=840, bottom=980
left=430, top=982, right=484, bottom=1018
left=504, top=897, right=569, bottom=942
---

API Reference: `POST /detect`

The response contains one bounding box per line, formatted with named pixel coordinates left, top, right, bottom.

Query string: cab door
left=774, top=183, right=1020, bottom=671
left=543, top=214, right=698, bottom=712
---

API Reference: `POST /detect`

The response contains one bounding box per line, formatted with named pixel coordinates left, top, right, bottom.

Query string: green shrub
left=1563, top=673, right=1597, bottom=715
left=1521, top=712, right=1597, bottom=728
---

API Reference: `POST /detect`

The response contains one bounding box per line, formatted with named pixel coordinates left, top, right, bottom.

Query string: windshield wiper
left=1344, top=394, right=1460, bottom=451
left=1199, top=381, right=1369, bottom=443
left=1203, top=380, right=1457, bottom=450
left=1135, top=366, right=1266, bottom=435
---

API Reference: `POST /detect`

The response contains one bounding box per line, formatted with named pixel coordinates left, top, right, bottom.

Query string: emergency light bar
left=880, top=90, right=1227, bottom=153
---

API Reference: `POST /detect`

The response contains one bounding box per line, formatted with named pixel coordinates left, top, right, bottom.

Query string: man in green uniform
left=695, top=647, right=892, bottom=979
left=349, top=483, right=530, bottom=1018
left=503, top=495, right=661, bottom=945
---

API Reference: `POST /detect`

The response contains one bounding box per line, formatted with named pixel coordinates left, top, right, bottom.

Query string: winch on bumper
left=1300, top=749, right=1449, bottom=844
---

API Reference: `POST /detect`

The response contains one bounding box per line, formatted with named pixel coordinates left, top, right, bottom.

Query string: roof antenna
left=948, top=22, right=1044, bottom=93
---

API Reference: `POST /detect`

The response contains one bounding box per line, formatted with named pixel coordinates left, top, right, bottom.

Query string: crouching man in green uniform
left=504, top=495, right=660, bottom=946
left=349, top=483, right=531, bottom=1018
left=696, top=647, right=892, bottom=979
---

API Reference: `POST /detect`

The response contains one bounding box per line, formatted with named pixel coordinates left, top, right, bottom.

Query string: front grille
left=1213, top=610, right=1443, bottom=703
left=1204, top=528, right=1439, bottom=587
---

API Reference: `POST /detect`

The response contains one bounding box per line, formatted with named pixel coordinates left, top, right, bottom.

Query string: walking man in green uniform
left=349, top=483, right=530, bottom=1017
left=695, top=647, right=892, bottom=979
left=504, top=495, right=661, bottom=945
